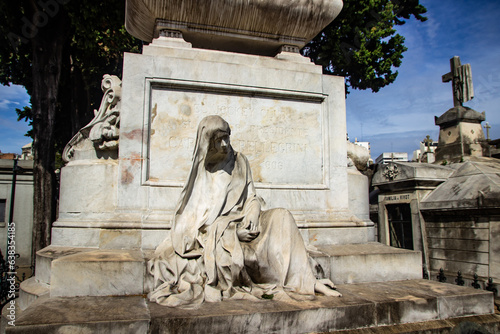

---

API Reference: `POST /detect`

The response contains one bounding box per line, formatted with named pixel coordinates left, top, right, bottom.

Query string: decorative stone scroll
left=63, top=75, right=122, bottom=162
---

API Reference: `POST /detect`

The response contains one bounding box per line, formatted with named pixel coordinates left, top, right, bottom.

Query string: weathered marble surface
left=314, top=242, right=422, bottom=284
left=23, top=242, right=420, bottom=305
left=50, top=249, right=145, bottom=298
left=148, top=88, right=324, bottom=186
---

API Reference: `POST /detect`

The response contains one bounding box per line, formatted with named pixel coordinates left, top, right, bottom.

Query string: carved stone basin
left=125, top=0, right=343, bottom=55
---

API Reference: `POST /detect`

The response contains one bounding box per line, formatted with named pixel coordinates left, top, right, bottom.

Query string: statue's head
left=194, top=115, right=232, bottom=168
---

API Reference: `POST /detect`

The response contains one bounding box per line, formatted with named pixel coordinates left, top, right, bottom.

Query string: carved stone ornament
left=383, top=164, right=399, bottom=181
left=63, top=75, right=122, bottom=162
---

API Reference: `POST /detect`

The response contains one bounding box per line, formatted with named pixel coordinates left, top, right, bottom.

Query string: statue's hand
left=237, top=229, right=260, bottom=242
left=243, top=210, right=260, bottom=231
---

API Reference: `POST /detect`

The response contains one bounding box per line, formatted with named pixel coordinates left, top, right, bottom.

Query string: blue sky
left=346, top=0, right=500, bottom=159
left=0, top=84, right=31, bottom=154
left=1, top=0, right=500, bottom=158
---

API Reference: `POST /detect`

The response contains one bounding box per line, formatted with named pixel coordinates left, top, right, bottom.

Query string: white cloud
left=0, top=98, right=21, bottom=110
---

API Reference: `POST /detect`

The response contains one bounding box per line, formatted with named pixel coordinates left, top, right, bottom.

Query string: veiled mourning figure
left=148, top=115, right=340, bottom=307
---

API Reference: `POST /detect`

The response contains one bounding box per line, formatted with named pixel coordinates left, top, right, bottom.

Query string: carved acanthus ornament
left=63, top=75, right=121, bottom=162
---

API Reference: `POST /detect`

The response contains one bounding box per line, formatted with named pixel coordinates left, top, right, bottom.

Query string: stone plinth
left=434, top=106, right=487, bottom=162
left=313, top=242, right=422, bottom=284
left=53, top=37, right=375, bottom=248
left=43, top=36, right=378, bottom=250
left=57, top=159, right=118, bottom=223
left=21, top=244, right=420, bottom=300
left=50, top=249, right=145, bottom=298
left=7, top=280, right=495, bottom=334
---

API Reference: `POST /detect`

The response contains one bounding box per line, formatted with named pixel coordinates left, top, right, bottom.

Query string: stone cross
left=484, top=122, right=491, bottom=140
left=442, top=56, right=474, bottom=107
left=423, top=135, right=433, bottom=152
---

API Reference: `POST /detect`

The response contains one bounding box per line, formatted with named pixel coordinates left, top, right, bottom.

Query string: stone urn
left=125, top=0, right=343, bottom=55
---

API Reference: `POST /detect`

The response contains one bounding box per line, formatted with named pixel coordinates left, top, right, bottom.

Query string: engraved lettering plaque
left=146, top=80, right=327, bottom=188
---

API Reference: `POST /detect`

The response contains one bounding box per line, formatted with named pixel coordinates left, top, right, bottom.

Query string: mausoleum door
left=386, top=204, right=413, bottom=250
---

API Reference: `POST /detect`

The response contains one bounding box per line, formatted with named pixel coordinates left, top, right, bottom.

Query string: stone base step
left=34, top=242, right=420, bottom=303
left=312, top=242, right=422, bottom=284
left=35, top=245, right=97, bottom=285
left=5, top=280, right=494, bottom=334
left=18, top=277, right=49, bottom=311
left=333, top=314, right=500, bottom=333
left=49, top=248, right=146, bottom=298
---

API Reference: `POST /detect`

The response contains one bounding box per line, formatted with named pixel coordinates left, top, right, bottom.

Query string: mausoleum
left=372, top=56, right=500, bottom=291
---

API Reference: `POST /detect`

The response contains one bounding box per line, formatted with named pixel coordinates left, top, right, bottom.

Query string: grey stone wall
left=425, top=214, right=499, bottom=285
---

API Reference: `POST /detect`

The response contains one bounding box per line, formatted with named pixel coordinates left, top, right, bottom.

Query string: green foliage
left=64, top=0, right=141, bottom=91
left=0, top=1, right=33, bottom=92
left=0, top=0, right=141, bottom=145
left=302, top=0, right=427, bottom=94
left=16, top=105, right=33, bottom=139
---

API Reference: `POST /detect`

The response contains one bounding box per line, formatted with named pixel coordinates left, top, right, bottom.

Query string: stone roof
left=372, top=161, right=454, bottom=192
left=434, top=106, right=485, bottom=127
left=421, top=158, right=500, bottom=211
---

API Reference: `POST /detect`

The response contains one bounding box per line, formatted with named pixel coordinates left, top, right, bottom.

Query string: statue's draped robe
left=148, top=116, right=317, bottom=307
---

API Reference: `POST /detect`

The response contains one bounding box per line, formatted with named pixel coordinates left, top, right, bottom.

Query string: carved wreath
left=383, top=164, right=399, bottom=181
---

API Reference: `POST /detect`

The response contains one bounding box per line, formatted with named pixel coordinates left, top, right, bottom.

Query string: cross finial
left=484, top=122, right=491, bottom=140
left=423, top=135, right=433, bottom=152
left=442, top=56, right=474, bottom=107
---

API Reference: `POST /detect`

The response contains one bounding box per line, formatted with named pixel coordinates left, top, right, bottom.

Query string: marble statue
left=148, top=115, right=341, bottom=307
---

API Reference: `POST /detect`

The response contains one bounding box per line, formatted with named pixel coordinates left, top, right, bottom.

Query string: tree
left=302, top=0, right=427, bottom=93
left=0, top=0, right=141, bottom=267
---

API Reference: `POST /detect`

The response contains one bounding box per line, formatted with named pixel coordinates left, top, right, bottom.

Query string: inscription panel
left=146, top=80, right=326, bottom=188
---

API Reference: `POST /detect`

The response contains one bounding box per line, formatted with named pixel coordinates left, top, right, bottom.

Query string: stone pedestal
left=52, top=35, right=376, bottom=249
left=434, top=106, right=487, bottom=163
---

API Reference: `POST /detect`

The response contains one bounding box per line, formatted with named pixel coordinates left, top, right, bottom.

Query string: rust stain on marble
left=121, top=168, right=134, bottom=184
left=122, top=129, right=143, bottom=140
left=129, top=152, right=143, bottom=166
